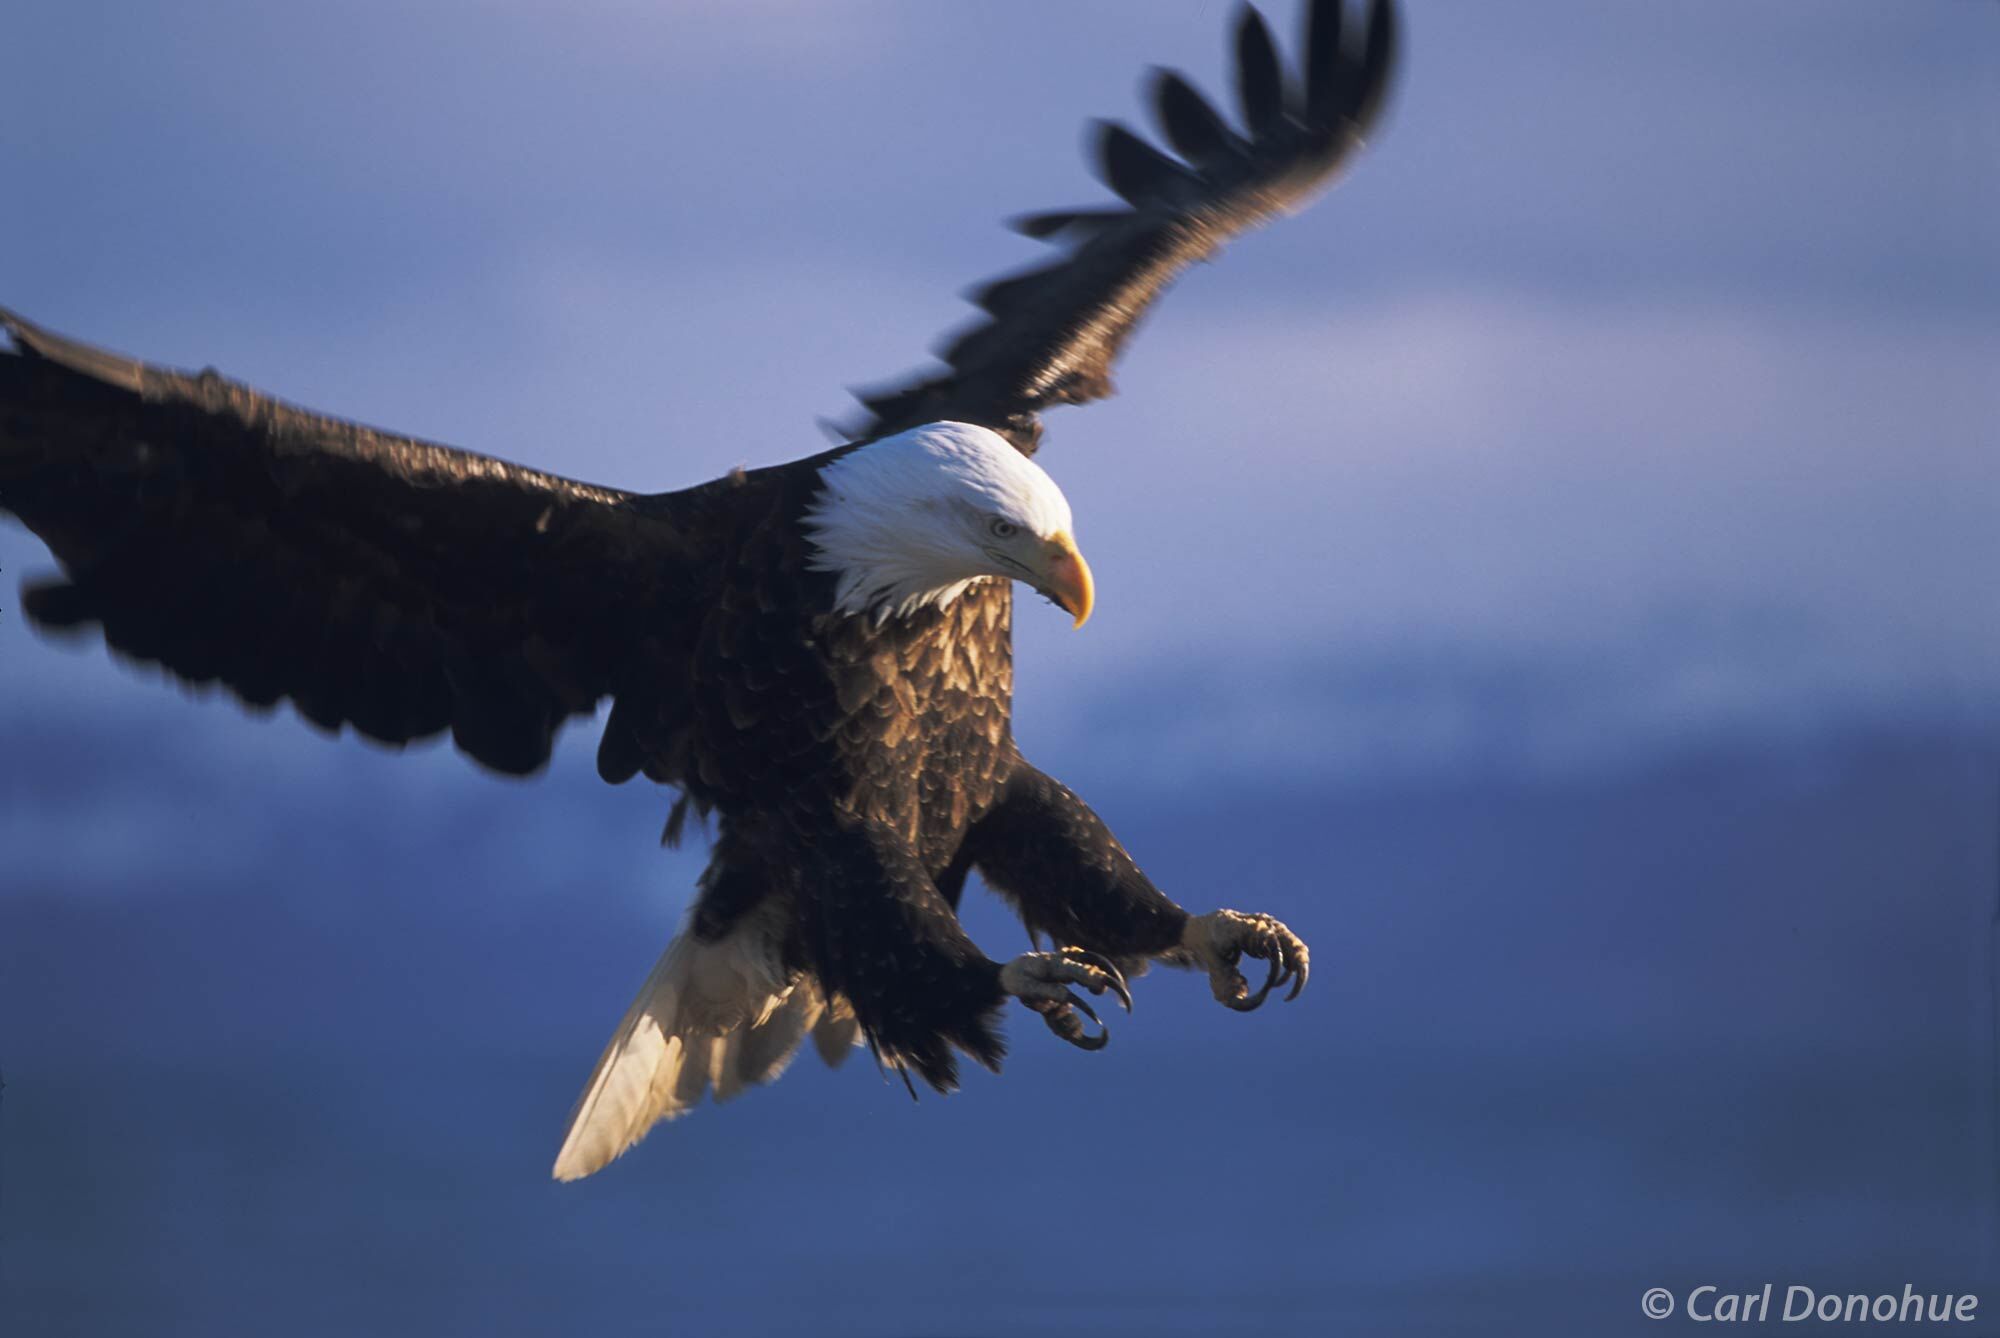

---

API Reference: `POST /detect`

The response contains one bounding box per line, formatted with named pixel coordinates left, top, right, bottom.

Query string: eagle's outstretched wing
left=845, top=0, right=1399, bottom=454
left=0, top=307, right=722, bottom=776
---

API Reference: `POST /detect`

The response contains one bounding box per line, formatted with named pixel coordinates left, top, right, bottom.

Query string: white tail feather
left=551, top=909, right=857, bottom=1182
left=715, top=984, right=824, bottom=1102
left=812, top=996, right=863, bottom=1068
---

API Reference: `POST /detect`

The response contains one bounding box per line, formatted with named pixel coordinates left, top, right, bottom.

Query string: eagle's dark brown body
left=624, top=460, right=1184, bottom=1087
left=1, top=0, right=1394, bottom=1133
left=660, top=464, right=1041, bottom=1084
left=670, top=459, right=1018, bottom=860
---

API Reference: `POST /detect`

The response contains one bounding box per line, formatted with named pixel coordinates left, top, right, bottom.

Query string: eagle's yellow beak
left=1041, top=531, right=1094, bottom=629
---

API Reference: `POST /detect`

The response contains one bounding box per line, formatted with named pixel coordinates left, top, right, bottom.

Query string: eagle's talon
left=1183, top=910, right=1310, bottom=1012
left=1247, top=951, right=1284, bottom=1009
left=1000, top=947, right=1132, bottom=1050
left=1065, top=991, right=1102, bottom=1030
left=1037, top=991, right=1109, bottom=1049
left=1224, top=984, right=1269, bottom=1013
left=1067, top=949, right=1134, bottom=1012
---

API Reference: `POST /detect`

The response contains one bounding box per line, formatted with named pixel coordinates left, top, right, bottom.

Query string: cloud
left=1024, top=287, right=1998, bottom=671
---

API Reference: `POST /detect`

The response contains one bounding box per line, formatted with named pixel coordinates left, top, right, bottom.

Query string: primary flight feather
left=0, top=0, right=1399, bottom=1181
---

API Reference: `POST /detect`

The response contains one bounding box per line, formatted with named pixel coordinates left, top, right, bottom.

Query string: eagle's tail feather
left=811, top=996, right=864, bottom=1068
left=714, top=983, right=823, bottom=1102
left=551, top=911, right=842, bottom=1182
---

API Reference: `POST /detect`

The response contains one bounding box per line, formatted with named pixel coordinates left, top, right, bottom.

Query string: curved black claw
left=1226, top=948, right=1284, bottom=1013
left=1064, top=949, right=1134, bottom=1013
left=1038, top=991, right=1110, bottom=1050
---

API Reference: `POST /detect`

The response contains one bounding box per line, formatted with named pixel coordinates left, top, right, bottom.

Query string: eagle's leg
left=998, top=947, right=1132, bottom=1050
left=963, top=762, right=1190, bottom=965
left=802, top=817, right=1019, bottom=1093
left=966, top=760, right=1310, bottom=1011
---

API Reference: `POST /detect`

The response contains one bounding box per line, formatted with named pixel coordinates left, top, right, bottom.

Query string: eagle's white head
left=802, top=421, right=1094, bottom=627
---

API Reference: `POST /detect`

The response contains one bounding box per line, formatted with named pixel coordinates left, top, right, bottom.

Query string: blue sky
left=2, top=3, right=1997, bottom=1333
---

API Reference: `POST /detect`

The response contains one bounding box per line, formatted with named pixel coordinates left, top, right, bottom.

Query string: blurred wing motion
left=847, top=0, right=1398, bottom=453
left=0, top=306, right=718, bottom=776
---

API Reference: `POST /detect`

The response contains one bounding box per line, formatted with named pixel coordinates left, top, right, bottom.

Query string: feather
left=1350, top=0, right=1400, bottom=133
left=1007, top=208, right=1124, bottom=240
left=551, top=906, right=838, bottom=1181
left=1303, top=0, right=1345, bottom=124
left=1149, top=68, right=1242, bottom=170
left=0, top=303, right=718, bottom=781
left=1235, top=4, right=1287, bottom=137
left=716, top=982, right=826, bottom=1101
left=1092, top=120, right=1199, bottom=206
left=968, top=263, right=1067, bottom=318
left=550, top=933, right=700, bottom=1182
left=812, top=996, right=864, bottom=1068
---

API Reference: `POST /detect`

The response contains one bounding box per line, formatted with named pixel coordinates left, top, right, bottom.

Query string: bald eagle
left=0, top=0, right=1398, bottom=1181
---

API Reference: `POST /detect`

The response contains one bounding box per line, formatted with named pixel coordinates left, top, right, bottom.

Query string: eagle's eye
left=987, top=516, right=1019, bottom=540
